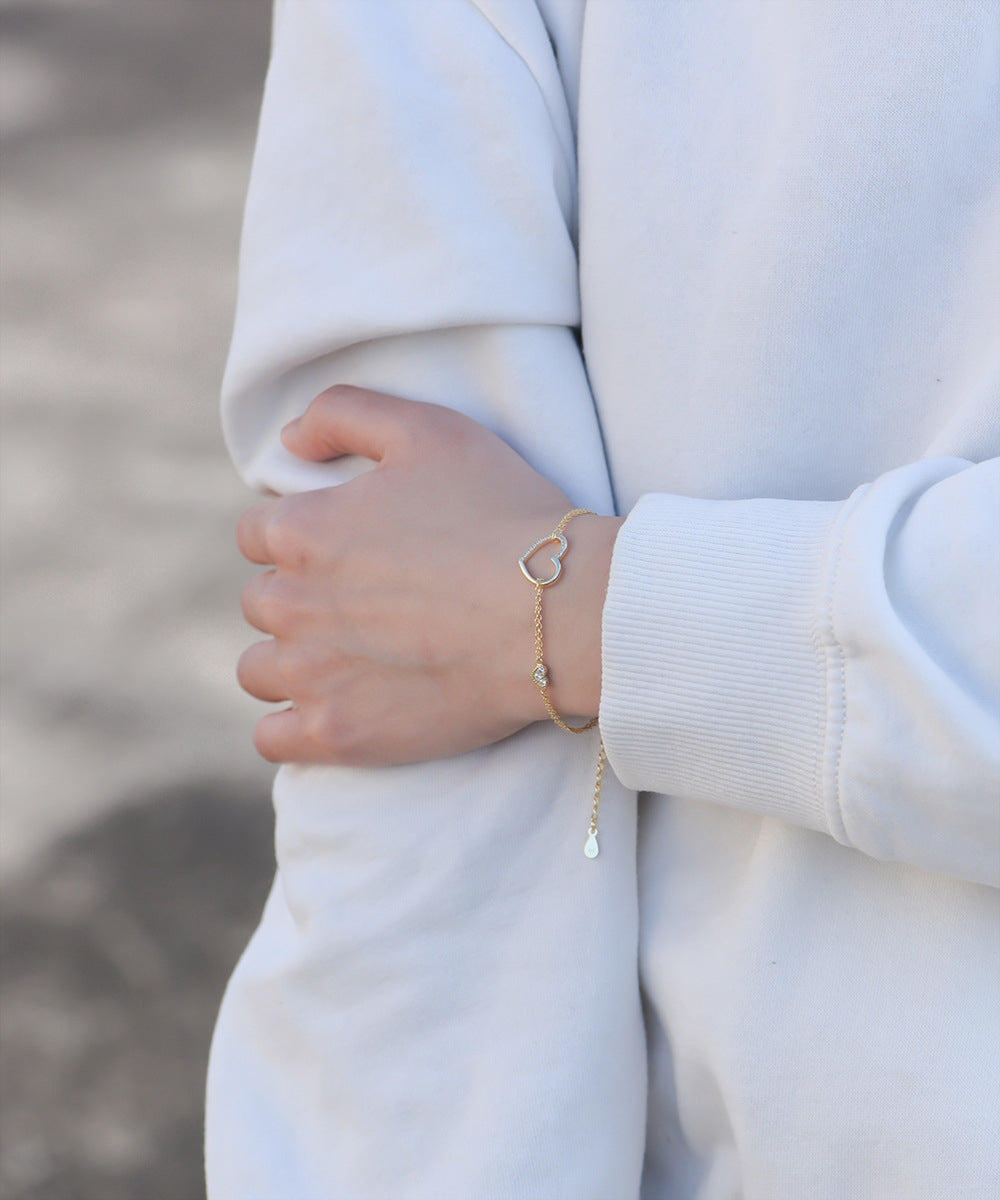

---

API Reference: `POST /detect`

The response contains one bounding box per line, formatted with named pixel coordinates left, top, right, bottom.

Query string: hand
left=235, top=385, right=621, bottom=766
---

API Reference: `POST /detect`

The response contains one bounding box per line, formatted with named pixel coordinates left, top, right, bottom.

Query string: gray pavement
left=1, top=2, right=277, bottom=1195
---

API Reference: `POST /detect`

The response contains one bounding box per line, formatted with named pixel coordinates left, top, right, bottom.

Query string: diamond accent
left=532, top=664, right=548, bottom=688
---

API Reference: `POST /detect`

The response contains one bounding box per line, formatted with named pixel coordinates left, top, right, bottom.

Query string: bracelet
left=519, top=507, right=607, bottom=859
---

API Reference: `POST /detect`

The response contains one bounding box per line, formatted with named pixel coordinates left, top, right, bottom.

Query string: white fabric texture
left=207, top=2, right=1000, bottom=1198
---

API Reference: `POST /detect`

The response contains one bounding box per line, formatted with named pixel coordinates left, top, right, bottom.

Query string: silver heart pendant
left=519, top=534, right=568, bottom=587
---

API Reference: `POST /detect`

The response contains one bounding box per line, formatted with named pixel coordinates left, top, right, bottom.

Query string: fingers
left=252, top=703, right=368, bottom=766
left=236, top=639, right=289, bottom=703
left=252, top=706, right=347, bottom=765
left=241, top=385, right=457, bottom=567
left=237, top=494, right=324, bottom=568
left=237, top=643, right=323, bottom=764
left=241, top=570, right=283, bottom=634
left=281, top=384, right=444, bottom=463
left=236, top=500, right=279, bottom=565
left=252, top=707, right=303, bottom=764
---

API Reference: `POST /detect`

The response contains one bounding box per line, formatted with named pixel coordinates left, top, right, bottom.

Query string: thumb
left=281, top=384, right=419, bottom=463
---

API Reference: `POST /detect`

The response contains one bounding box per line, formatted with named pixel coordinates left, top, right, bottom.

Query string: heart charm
left=518, top=534, right=568, bottom=587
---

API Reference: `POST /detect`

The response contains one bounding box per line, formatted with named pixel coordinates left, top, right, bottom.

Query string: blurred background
left=1, top=1, right=278, bottom=1195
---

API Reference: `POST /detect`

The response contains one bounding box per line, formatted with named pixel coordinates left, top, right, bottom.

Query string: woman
left=207, top=2, right=1000, bottom=1196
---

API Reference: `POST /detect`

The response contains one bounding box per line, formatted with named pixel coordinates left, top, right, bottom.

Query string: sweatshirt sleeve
left=601, top=454, right=1000, bottom=887
left=221, top=0, right=611, bottom=510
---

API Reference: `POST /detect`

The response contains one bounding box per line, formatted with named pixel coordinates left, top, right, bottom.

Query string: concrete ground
left=1, top=2, right=278, bottom=1195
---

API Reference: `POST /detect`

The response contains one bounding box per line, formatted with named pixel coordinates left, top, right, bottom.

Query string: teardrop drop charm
left=584, top=832, right=600, bottom=859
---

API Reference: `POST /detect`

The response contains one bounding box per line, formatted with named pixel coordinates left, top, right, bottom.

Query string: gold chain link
left=519, top=507, right=607, bottom=858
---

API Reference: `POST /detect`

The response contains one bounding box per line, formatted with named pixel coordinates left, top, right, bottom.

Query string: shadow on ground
left=1, top=783, right=274, bottom=1200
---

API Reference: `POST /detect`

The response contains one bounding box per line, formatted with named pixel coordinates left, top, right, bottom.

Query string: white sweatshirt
left=207, top=2, right=1000, bottom=1198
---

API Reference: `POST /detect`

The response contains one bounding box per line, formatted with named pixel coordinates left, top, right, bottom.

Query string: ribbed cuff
left=600, top=492, right=843, bottom=833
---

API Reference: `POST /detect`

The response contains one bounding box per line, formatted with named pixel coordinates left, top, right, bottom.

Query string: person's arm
left=231, top=0, right=1000, bottom=894
left=239, top=381, right=1000, bottom=891
left=212, top=5, right=648, bottom=1198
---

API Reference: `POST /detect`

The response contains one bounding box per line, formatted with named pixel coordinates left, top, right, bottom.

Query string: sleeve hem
left=600, top=491, right=844, bottom=835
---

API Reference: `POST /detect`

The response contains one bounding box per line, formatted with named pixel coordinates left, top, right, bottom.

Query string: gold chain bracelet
left=518, top=508, right=606, bottom=859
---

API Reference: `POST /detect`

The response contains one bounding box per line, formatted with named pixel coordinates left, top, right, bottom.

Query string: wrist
left=529, top=513, right=624, bottom=722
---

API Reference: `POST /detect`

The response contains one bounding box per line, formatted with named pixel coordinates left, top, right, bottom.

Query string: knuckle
left=256, top=581, right=291, bottom=629
left=276, top=642, right=323, bottom=694
left=399, top=401, right=447, bottom=446
left=303, top=704, right=355, bottom=765
left=311, top=384, right=358, bottom=427
left=241, top=573, right=282, bottom=629
left=265, top=500, right=310, bottom=566
left=412, top=403, right=474, bottom=458
left=320, top=382, right=361, bottom=403
left=441, top=419, right=476, bottom=459
left=258, top=576, right=302, bottom=632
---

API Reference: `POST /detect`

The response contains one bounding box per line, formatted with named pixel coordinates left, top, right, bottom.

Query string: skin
left=236, top=385, right=623, bottom=766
